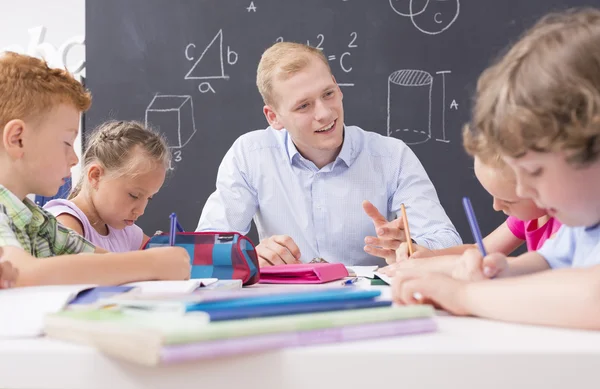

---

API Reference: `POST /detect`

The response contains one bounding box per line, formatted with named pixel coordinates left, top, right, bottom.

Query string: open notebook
left=0, top=279, right=218, bottom=338
left=125, top=279, right=217, bottom=294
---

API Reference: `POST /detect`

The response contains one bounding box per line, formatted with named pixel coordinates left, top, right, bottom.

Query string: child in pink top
left=380, top=155, right=561, bottom=275
left=505, top=216, right=561, bottom=251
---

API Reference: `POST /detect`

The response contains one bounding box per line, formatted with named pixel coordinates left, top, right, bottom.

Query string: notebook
left=259, top=263, right=349, bottom=284
left=101, top=288, right=382, bottom=315
left=69, top=278, right=220, bottom=306
left=0, top=279, right=219, bottom=338
left=44, top=305, right=436, bottom=365
left=374, top=273, right=393, bottom=285
left=203, top=298, right=392, bottom=321
left=124, top=278, right=218, bottom=294
left=157, top=318, right=437, bottom=365
left=346, top=265, right=379, bottom=278
left=0, top=284, right=96, bottom=338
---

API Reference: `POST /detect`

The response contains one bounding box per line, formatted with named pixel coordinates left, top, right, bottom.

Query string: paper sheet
left=0, top=284, right=95, bottom=338
left=125, top=278, right=218, bottom=294
left=374, top=273, right=392, bottom=285
left=346, top=266, right=379, bottom=279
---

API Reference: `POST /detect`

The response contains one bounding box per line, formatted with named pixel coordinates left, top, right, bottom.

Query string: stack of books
left=43, top=287, right=437, bottom=365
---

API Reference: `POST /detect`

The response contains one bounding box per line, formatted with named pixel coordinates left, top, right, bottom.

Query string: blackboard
left=85, top=0, right=594, bottom=245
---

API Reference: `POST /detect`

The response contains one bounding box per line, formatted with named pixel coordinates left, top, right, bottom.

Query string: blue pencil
left=462, top=197, right=487, bottom=256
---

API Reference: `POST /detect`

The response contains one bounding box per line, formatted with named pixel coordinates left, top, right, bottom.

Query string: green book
left=45, top=305, right=434, bottom=346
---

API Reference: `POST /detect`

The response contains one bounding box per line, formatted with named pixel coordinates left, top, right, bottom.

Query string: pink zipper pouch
left=259, top=263, right=349, bottom=284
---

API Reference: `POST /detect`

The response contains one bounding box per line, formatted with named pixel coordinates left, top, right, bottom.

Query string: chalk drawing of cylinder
left=387, top=69, right=432, bottom=145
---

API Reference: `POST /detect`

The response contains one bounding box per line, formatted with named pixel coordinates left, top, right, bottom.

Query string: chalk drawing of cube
left=387, top=69, right=433, bottom=145
left=145, top=94, right=197, bottom=149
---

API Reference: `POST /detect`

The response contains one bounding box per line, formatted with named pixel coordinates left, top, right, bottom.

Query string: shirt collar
left=284, top=126, right=358, bottom=168
left=585, top=222, right=600, bottom=231
left=0, top=185, right=46, bottom=231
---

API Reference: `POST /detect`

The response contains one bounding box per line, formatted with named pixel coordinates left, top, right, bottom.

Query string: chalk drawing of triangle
left=185, top=29, right=227, bottom=80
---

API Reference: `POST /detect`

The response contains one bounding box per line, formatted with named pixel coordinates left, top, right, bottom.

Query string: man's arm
left=391, top=146, right=461, bottom=250
left=196, top=139, right=258, bottom=234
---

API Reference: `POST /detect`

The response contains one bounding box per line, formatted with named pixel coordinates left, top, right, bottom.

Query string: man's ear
left=332, top=75, right=343, bottom=101
left=87, top=164, right=105, bottom=190
left=263, top=105, right=284, bottom=130
left=2, top=119, right=26, bottom=159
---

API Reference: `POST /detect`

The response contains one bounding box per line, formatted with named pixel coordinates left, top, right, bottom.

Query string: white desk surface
left=1, top=286, right=600, bottom=389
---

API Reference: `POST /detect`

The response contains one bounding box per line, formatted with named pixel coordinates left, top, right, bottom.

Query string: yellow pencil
left=400, top=203, right=414, bottom=256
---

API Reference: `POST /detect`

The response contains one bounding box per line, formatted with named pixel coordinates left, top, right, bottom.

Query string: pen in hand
left=400, top=203, right=414, bottom=256
left=462, top=197, right=487, bottom=256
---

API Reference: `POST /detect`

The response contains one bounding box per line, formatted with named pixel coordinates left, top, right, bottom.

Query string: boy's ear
left=263, top=105, right=284, bottom=130
left=87, top=164, right=105, bottom=189
left=2, top=119, right=26, bottom=159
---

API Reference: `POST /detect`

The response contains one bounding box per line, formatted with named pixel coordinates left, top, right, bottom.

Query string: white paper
left=0, top=284, right=95, bottom=338
left=124, top=278, right=218, bottom=294
left=346, top=266, right=379, bottom=279
left=374, top=273, right=393, bottom=285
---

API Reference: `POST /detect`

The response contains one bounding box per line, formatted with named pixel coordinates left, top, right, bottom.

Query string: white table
left=1, top=313, right=599, bottom=389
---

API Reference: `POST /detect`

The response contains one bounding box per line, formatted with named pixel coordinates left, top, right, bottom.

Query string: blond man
left=198, top=42, right=460, bottom=267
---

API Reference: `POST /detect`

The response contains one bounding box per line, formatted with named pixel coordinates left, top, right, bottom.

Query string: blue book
left=205, top=298, right=392, bottom=321
left=184, top=288, right=381, bottom=312
left=106, top=288, right=382, bottom=315
left=70, top=286, right=135, bottom=305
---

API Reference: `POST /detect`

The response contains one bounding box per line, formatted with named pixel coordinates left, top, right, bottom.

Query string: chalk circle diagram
left=389, top=0, right=460, bottom=35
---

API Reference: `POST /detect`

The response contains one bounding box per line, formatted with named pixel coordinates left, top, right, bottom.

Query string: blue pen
left=462, top=197, right=487, bottom=256
left=341, top=277, right=359, bottom=286
left=169, top=213, right=177, bottom=246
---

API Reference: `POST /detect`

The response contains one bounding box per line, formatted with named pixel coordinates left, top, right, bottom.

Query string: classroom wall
left=0, top=0, right=86, bottom=193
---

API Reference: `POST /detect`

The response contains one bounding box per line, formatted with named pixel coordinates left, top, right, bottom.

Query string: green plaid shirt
left=0, top=185, right=95, bottom=256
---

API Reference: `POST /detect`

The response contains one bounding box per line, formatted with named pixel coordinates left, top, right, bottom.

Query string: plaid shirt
left=0, top=185, right=95, bottom=256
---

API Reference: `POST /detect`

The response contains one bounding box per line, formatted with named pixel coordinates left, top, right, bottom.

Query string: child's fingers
left=482, top=253, right=508, bottom=278
left=0, top=261, right=17, bottom=288
left=391, top=269, right=426, bottom=304
left=454, top=248, right=485, bottom=281
left=394, top=242, right=410, bottom=263
left=410, top=250, right=426, bottom=259
left=399, top=279, right=424, bottom=305
left=378, top=264, right=397, bottom=276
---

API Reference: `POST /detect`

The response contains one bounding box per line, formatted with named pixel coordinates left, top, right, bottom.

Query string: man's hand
left=256, top=235, right=302, bottom=266
left=362, top=200, right=406, bottom=263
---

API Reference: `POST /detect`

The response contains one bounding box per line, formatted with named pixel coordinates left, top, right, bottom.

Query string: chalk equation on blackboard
left=184, top=29, right=238, bottom=93
left=387, top=69, right=453, bottom=145
left=145, top=94, right=197, bottom=155
left=390, top=0, right=460, bottom=35
left=276, top=32, right=358, bottom=87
